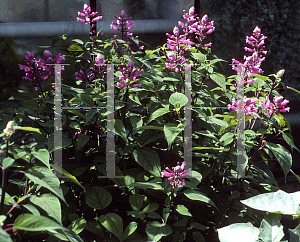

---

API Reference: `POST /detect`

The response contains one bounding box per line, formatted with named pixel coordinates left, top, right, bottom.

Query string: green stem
left=0, top=137, right=9, bottom=215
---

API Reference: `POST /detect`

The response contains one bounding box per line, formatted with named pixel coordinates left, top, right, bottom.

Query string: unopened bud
left=120, top=10, right=125, bottom=18
left=4, top=121, right=14, bottom=136
left=276, top=69, right=285, bottom=78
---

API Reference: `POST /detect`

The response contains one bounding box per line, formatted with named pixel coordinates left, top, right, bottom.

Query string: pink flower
left=117, top=61, right=142, bottom=88
left=77, top=4, right=102, bottom=25
left=161, top=161, right=191, bottom=188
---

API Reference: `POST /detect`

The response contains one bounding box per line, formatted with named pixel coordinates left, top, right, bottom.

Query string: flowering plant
left=1, top=4, right=300, bottom=242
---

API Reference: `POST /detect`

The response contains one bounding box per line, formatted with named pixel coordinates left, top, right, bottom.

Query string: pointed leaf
left=164, top=123, right=185, bottom=150
left=77, top=94, right=94, bottom=106
left=240, top=190, right=300, bottom=215
left=266, top=143, right=292, bottom=181
left=183, top=189, right=219, bottom=211
left=68, top=218, right=86, bottom=234
left=123, top=221, right=138, bottom=241
left=86, top=186, right=112, bottom=210
left=32, top=149, right=50, bottom=168
left=51, top=165, right=85, bottom=192
left=24, top=166, right=67, bottom=205
left=259, top=213, right=284, bottom=242
left=169, top=93, right=188, bottom=111
left=3, top=157, right=14, bottom=170
left=115, top=119, right=128, bottom=143
left=147, top=108, right=169, bottom=124
left=99, top=213, right=123, bottom=242
left=132, top=147, right=161, bottom=177
left=30, top=194, right=61, bottom=223
left=13, top=214, right=62, bottom=231
left=289, top=223, right=300, bottom=242
left=176, top=204, right=192, bottom=217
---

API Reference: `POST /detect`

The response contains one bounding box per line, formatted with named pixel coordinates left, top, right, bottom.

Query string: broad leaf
left=289, top=224, right=300, bottom=242
left=183, top=189, right=219, bottom=211
left=123, top=221, right=138, bottom=241
left=147, top=108, right=169, bottom=124
left=68, top=218, right=86, bottom=234
left=132, top=147, right=161, bottom=177
left=115, top=119, right=128, bottom=143
left=266, top=143, right=292, bottom=181
left=259, top=213, right=284, bottom=242
left=99, top=213, right=123, bottom=242
left=164, top=123, right=185, bottom=150
left=217, top=222, right=260, bottom=242
left=3, top=157, right=14, bottom=170
left=146, top=221, right=172, bottom=242
left=241, top=190, right=300, bottom=215
left=24, top=166, right=67, bottom=204
left=30, top=194, right=62, bottom=223
left=32, top=149, right=50, bottom=168
left=169, top=92, right=188, bottom=111
left=13, top=214, right=62, bottom=231
left=176, top=204, right=192, bottom=217
left=86, top=186, right=112, bottom=210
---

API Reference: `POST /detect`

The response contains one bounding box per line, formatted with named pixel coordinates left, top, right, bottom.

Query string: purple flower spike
left=120, top=10, right=126, bottom=18
left=161, top=161, right=191, bottom=188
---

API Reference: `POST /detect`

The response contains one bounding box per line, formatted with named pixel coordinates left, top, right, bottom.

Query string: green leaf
left=146, top=221, right=172, bottom=242
left=210, top=73, right=226, bottom=91
left=217, top=222, right=259, bottom=242
left=169, top=93, right=188, bottom=111
left=129, top=194, right=144, bottom=211
left=75, top=133, right=89, bottom=151
left=240, top=190, right=300, bottom=215
left=76, top=94, right=94, bottom=106
left=129, top=94, right=142, bottom=105
left=14, top=126, right=41, bottom=134
left=266, top=143, right=292, bottom=181
left=86, top=186, right=112, bottom=210
left=191, top=53, right=207, bottom=62
left=85, top=221, right=104, bottom=238
left=208, top=116, right=228, bottom=128
left=128, top=182, right=163, bottom=191
left=22, top=204, right=40, bottom=216
left=2, top=157, right=14, bottom=170
left=32, top=149, right=50, bottom=168
left=259, top=213, right=284, bottom=242
left=115, top=119, right=128, bottom=143
left=141, top=203, right=159, bottom=213
left=164, top=123, right=185, bottom=150
left=132, top=147, right=161, bottom=177
left=99, top=213, right=123, bottom=242
left=24, top=166, right=67, bottom=205
left=183, top=189, right=219, bottom=211
left=192, top=231, right=205, bottom=242
left=219, top=133, right=234, bottom=146
left=176, top=204, right=192, bottom=217
left=289, top=223, right=300, bottom=242
left=123, top=221, right=138, bottom=241
left=189, top=222, right=209, bottom=230
left=0, top=227, right=12, bottom=242
left=137, top=130, right=164, bottom=147
left=51, top=165, right=85, bottom=192
left=147, top=108, right=169, bottom=124
left=30, top=194, right=62, bottom=223
left=68, top=218, right=86, bottom=234
left=162, top=77, right=180, bottom=82
left=134, top=125, right=164, bottom=131
left=13, top=214, right=62, bottom=231
left=85, top=109, right=98, bottom=125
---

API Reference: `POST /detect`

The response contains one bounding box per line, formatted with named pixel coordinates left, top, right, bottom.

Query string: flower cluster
left=77, top=4, right=102, bottom=24
left=110, top=10, right=144, bottom=53
left=75, top=53, right=107, bottom=83
left=117, top=60, right=142, bottom=88
left=232, top=26, right=267, bottom=85
left=165, top=26, right=194, bottom=72
left=260, top=96, right=290, bottom=115
left=161, top=161, right=191, bottom=188
left=178, top=6, right=215, bottom=47
left=228, top=97, right=258, bottom=117
left=18, top=50, right=65, bottom=91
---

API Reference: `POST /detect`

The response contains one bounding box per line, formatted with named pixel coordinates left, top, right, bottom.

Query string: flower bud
left=4, top=121, right=14, bottom=136
left=201, top=14, right=208, bottom=23
left=44, top=50, right=52, bottom=59
left=253, top=26, right=261, bottom=37
left=189, top=6, right=195, bottom=16
left=276, top=69, right=285, bottom=78
left=173, top=26, right=180, bottom=37
left=120, top=10, right=125, bottom=18
left=127, top=60, right=134, bottom=70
